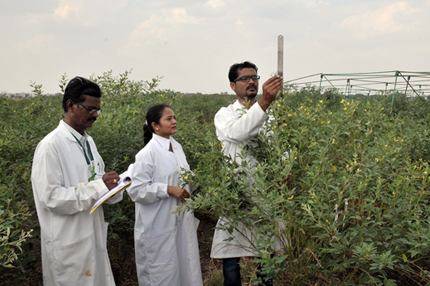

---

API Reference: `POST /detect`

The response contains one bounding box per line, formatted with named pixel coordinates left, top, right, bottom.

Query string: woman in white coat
left=127, top=104, right=203, bottom=286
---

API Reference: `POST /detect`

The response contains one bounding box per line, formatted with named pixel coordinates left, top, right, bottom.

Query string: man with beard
left=210, top=61, right=283, bottom=285
left=31, top=76, right=123, bottom=285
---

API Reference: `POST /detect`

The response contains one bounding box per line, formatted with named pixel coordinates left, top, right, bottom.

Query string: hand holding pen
left=100, top=171, right=120, bottom=190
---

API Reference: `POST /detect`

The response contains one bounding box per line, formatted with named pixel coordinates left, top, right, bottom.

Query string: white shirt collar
left=61, top=120, right=88, bottom=143
left=233, top=99, right=246, bottom=111
left=153, top=133, right=172, bottom=152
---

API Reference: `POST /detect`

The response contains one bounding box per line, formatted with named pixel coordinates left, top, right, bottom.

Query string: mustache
left=246, top=84, right=257, bottom=90
left=88, top=118, right=96, bottom=122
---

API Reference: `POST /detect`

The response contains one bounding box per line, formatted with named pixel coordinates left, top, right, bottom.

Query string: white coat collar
left=59, top=120, right=88, bottom=144
left=152, top=133, right=172, bottom=152
left=233, top=100, right=247, bottom=111
left=233, top=99, right=265, bottom=115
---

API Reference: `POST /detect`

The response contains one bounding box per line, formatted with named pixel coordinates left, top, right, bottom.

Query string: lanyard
left=71, top=133, right=94, bottom=165
left=71, top=133, right=96, bottom=182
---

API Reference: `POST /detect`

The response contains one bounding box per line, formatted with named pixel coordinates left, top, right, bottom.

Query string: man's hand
left=167, top=186, right=190, bottom=203
left=258, top=75, right=284, bottom=111
left=102, top=171, right=120, bottom=190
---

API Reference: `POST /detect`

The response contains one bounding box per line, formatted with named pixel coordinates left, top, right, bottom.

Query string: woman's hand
left=167, top=186, right=190, bottom=203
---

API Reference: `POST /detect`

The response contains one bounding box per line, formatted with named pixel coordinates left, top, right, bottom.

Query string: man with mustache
left=210, top=61, right=283, bottom=285
left=31, top=76, right=123, bottom=285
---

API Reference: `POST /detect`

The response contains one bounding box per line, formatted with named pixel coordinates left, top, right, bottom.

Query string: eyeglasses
left=234, top=75, right=260, bottom=83
left=76, top=103, right=102, bottom=115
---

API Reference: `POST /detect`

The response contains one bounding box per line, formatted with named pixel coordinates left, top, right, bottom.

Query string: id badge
left=88, top=160, right=96, bottom=182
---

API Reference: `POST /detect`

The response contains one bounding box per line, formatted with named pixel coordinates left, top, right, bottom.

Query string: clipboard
left=90, top=164, right=134, bottom=214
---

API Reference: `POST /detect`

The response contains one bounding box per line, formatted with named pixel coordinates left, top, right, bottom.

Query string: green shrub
left=187, top=88, right=430, bottom=285
left=2, top=72, right=430, bottom=285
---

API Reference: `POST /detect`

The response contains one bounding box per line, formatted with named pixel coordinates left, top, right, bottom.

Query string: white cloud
left=17, top=34, right=54, bottom=53
left=52, top=0, right=129, bottom=26
left=54, top=5, right=75, bottom=19
left=120, top=7, right=199, bottom=53
left=1, top=0, right=429, bottom=94
left=340, top=2, right=422, bottom=38
left=166, top=8, right=198, bottom=24
left=206, top=0, right=225, bottom=9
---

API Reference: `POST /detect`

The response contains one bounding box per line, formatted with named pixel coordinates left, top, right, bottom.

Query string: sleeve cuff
left=157, top=184, right=169, bottom=199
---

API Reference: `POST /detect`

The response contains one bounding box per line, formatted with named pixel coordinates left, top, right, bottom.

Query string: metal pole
left=277, top=35, right=284, bottom=96
left=391, top=71, right=399, bottom=113
left=344, top=79, right=350, bottom=99
left=277, top=35, right=283, bottom=77
left=404, top=75, right=411, bottom=95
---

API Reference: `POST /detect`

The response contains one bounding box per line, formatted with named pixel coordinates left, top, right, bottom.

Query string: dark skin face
left=230, top=67, right=259, bottom=106
left=151, top=107, right=177, bottom=139
left=63, top=95, right=101, bottom=135
left=63, top=94, right=121, bottom=190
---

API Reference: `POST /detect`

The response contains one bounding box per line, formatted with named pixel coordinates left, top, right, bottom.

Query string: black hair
left=143, top=104, right=172, bottom=146
left=228, top=61, right=258, bottom=83
left=62, top=76, right=101, bottom=112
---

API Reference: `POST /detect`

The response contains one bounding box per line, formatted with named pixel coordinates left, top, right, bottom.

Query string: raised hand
left=259, top=75, right=284, bottom=111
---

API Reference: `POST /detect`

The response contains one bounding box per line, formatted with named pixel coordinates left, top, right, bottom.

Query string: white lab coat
left=127, top=134, right=202, bottom=286
left=31, top=120, right=123, bottom=286
left=211, top=100, right=269, bottom=258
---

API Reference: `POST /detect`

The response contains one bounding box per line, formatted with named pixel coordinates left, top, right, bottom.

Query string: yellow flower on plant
left=277, top=104, right=280, bottom=107
left=288, top=195, right=294, bottom=200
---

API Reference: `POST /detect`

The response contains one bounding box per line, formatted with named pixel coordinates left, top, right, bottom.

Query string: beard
left=246, top=84, right=257, bottom=97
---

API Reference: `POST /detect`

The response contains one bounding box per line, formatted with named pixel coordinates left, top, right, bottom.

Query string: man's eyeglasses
left=76, top=103, right=102, bottom=115
left=234, top=75, right=260, bottom=83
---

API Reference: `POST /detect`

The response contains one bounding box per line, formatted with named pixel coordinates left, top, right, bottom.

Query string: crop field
left=2, top=71, right=430, bottom=285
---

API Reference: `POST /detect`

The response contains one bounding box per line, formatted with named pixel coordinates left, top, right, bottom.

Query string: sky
left=1, top=0, right=429, bottom=95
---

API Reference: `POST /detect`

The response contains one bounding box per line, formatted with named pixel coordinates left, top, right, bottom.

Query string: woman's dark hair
left=143, top=104, right=172, bottom=146
left=62, top=76, right=101, bottom=112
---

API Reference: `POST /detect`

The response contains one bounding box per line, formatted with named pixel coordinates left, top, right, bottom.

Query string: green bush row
left=189, top=86, right=430, bottom=285
left=1, top=70, right=430, bottom=285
